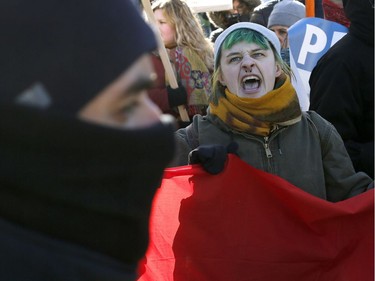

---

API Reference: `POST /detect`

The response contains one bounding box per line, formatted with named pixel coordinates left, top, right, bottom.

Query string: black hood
left=0, top=0, right=173, bottom=265
left=0, top=0, right=157, bottom=113
left=344, top=0, right=374, bottom=46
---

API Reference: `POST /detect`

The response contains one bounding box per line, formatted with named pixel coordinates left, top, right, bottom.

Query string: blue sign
left=288, top=18, right=348, bottom=111
left=289, top=17, right=348, bottom=71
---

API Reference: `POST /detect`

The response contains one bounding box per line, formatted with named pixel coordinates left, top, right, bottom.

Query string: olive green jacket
left=171, top=111, right=373, bottom=202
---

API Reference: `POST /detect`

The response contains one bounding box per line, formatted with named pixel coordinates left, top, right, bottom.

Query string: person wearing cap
left=0, top=0, right=176, bottom=280
left=309, top=0, right=374, bottom=178
left=170, top=22, right=372, bottom=202
left=249, top=0, right=306, bottom=28
left=267, top=0, right=306, bottom=65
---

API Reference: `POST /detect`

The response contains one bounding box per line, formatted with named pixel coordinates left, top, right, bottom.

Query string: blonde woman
left=149, top=0, right=214, bottom=126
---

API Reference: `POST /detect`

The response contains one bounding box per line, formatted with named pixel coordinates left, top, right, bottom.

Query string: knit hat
left=0, top=0, right=158, bottom=113
left=267, top=0, right=306, bottom=28
left=214, top=22, right=281, bottom=68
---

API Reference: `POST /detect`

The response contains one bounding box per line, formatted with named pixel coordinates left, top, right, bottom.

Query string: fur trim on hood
left=207, top=0, right=261, bottom=29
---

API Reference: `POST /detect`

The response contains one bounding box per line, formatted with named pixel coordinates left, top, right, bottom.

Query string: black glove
left=188, top=142, right=238, bottom=174
left=167, top=82, right=187, bottom=107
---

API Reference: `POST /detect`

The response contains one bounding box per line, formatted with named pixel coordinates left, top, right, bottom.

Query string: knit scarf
left=209, top=75, right=302, bottom=136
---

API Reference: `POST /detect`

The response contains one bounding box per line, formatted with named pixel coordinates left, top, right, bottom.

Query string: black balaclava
left=0, top=0, right=157, bottom=112
left=0, top=0, right=176, bottom=266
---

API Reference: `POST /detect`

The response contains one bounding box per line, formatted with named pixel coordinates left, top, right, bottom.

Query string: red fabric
left=322, top=0, right=350, bottom=27
left=137, top=155, right=374, bottom=281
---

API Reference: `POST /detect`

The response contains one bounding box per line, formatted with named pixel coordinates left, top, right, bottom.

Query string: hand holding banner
left=138, top=155, right=374, bottom=281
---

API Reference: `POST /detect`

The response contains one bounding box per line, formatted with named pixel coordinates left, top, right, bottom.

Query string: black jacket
left=309, top=0, right=374, bottom=178
left=0, top=218, right=137, bottom=281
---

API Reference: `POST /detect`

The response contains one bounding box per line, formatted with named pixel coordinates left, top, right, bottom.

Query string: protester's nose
left=241, top=56, right=255, bottom=72
left=123, top=92, right=163, bottom=129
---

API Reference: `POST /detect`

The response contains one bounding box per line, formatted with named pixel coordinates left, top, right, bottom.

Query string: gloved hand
left=188, top=142, right=238, bottom=174
left=167, top=82, right=187, bottom=107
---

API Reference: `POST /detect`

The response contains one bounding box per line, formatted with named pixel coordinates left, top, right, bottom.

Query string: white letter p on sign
left=298, top=24, right=327, bottom=65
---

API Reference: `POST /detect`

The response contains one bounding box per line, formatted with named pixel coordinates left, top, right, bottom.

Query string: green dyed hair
left=214, top=29, right=271, bottom=69
left=211, top=28, right=291, bottom=104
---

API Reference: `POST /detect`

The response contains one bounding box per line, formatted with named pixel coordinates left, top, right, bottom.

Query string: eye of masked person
left=79, top=54, right=163, bottom=129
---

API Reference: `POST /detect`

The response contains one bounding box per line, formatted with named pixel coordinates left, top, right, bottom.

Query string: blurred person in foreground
left=0, top=0, right=176, bottom=280
left=170, top=22, right=373, bottom=203
left=309, top=0, right=374, bottom=178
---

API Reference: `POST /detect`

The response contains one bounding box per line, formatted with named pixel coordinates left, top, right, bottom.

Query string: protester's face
left=154, top=8, right=176, bottom=48
left=79, top=54, right=163, bottom=129
left=269, top=25, right=288, bottom=48
left=232, top=0, right=243, bottom=15
left=219, top=41, right=281, bottom=98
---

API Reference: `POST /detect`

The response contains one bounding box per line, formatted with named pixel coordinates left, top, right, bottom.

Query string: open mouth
left=242, top=75, right=261, bottom=91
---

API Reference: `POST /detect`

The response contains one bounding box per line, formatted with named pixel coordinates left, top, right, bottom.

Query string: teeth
left=242, top=75, right=260, bottom=91
left=242, top=76, right=259, bottom=83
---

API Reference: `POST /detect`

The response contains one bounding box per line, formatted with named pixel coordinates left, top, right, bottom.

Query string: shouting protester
left=171, top=22, right=373, bottom=202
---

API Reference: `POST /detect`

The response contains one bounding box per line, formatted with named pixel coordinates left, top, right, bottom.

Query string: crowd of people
left=171, top=21, right=372, bottom=202
left=0, top=0, right=373, bottom=280
left=149, top=0, right=373, bottom=180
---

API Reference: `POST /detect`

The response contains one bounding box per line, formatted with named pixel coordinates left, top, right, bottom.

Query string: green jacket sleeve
left=308, top=111, right=373, bottom=202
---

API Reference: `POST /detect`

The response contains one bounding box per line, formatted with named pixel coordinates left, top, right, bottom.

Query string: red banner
left=138, top=155, right=374, bottom=281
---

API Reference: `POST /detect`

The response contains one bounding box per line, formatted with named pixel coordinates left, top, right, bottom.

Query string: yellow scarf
left=209, top=76, right=302, bottom=136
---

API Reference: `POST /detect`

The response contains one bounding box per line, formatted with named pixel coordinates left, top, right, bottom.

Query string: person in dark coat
left=0, top=0, right=176, bottom=280
left=309, top=0, right=374, bottom=178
